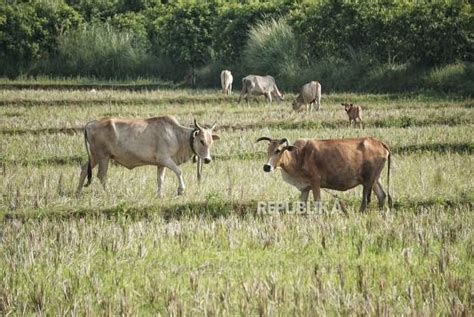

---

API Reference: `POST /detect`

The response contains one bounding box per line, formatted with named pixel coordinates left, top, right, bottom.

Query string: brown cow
left=76, top=116, right=219, bottom=196
left=341, top=103, right=363, bottom=128
left=256, top=137, right=392, bottom=212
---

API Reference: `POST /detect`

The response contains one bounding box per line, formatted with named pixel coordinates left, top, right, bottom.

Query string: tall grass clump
left=424, top=63, right=474, bottom=96
left=242, top=18, right=304, bottom=90
left=46, top=23, right=157, bottom=79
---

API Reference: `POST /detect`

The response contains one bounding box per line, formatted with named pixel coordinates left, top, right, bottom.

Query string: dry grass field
left=0, top=88, right=472, bottom=315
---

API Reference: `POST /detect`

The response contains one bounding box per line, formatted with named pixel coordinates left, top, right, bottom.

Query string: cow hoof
left=177, top=188, right=185, bottom=196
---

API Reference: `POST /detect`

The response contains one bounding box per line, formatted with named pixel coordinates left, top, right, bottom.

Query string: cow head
left=256, top=137, right=296, bottom=172
left=192, top=120, right=220, bottom=164
left=292, top=100, right=303, bottom=111
left=341, top=103, right=353, bottom=113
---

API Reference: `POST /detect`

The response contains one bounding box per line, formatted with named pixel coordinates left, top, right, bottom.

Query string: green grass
left=0, top=87, right=472, bottom=315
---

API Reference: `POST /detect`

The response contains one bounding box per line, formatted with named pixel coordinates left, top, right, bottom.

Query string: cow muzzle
left=204, top=158, right=212, bottom=164
left=263, top=164, right=273, bottom=172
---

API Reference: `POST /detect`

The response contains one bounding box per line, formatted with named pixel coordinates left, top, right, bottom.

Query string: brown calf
left=256, top=137, right=392, bottom=212
left=341, top=103, right=363, bottom=128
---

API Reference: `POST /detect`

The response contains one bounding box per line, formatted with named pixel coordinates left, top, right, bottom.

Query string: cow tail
left=382, top=142, right=393, bottom=209
left=84, top=126, right=93, bottom=187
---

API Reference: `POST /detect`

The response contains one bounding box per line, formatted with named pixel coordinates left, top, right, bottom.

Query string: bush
left=44, top=23, right=157, bottom=78
left=0, top=0, right=82, bottom=78
left=242, top=18, right=303, bottom=91
left=213, top=3, right=294, bottom=66
left=424, top=63, right=474, bottom=95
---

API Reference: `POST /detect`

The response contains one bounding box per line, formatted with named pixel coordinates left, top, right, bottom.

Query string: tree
left=152, top=3, right=217, bottom=85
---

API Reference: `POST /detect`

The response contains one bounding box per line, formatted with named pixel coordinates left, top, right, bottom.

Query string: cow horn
left=279, top=138, right=289, bottom=146
left=256, top=137, right=272, bottom=143
left=210, top=121, right=217, bottom=130
left=194, top=119, right=203, bottom=130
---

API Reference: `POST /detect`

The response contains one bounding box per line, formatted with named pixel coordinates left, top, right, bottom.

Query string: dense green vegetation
left=1, top=1, right=472, bottom=93
left=0, top=88, right=472, bottom=314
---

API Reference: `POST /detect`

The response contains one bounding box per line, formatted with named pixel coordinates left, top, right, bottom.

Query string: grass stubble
left=0, top=88, right=472, bottom=315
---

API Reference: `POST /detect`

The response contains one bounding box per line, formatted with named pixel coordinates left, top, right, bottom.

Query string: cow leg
left=161, top=158, right=185, bottom=195
left=359, top=117, right=363, bottom=129
left=229, top=84, right=232, bottom=95
left=266, top=92, right=272, bottom=103
left=360, top=184, right=371, bottom=213
left=373, top=180, right=386, bottom=210
left=76, top=158, right=97, bottom=195
left=157, top=166, right=166, bottom=197
left=238, top=89, right=245, bottom=103
left=300, top=187, right=310, bottom=203
left=97, top=158, right=110, bottom=191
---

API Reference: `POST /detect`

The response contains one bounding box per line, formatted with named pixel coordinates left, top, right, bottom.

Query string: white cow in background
left=220, top=70, right=233, bottom=95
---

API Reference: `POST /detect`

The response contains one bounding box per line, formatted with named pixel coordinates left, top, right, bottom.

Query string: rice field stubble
left=0, top=88, right=472, bottom=315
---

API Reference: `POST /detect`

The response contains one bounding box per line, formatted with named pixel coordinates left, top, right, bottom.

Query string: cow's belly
left=320, top=173, right=361, bottom=191
left=109, top=146, right=158, bottom=169
left=281, top=170, right=310, bottom=191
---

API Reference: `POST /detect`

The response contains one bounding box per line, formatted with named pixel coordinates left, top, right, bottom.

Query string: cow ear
left=212, top=134, right=220, bottom=141
left=192, top=130, right=199, bottom=137
left=284, top=145, right=297, bottom=152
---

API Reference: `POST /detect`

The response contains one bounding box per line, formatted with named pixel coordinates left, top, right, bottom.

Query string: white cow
left=76, top=116, right=220, bottom=196
left=220, top=70, right=233, bottom=95
left=239, top=75, right=284, bottom=103
left=292, top=81, right=322, bottom=111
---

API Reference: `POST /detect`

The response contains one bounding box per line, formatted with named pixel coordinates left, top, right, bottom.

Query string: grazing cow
left=220, top=70, right=233, bottom=95
left=256, top=137, right=392, bottom=212
left=238, top=75, right=284, bottom=103
left=292, top=81, right=322, bottom=111
left=76, top=116, right=220, bottom=196
left=341, top=103, right=363, bottom=128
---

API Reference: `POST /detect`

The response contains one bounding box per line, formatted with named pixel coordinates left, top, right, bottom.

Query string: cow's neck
left=279, top=150, right=299, bottom=173
left=173, top=126, right=196, bottom=165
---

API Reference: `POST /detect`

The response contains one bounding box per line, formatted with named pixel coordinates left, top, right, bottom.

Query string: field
left=0, top=87, right=472, bottom=315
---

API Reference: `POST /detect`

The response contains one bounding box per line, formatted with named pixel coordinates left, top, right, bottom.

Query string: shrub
left=242, top=18, right=303, bottom=90
left=46, top=22, right=156, bottom=78
left=424, top=63, right=474, bottom=95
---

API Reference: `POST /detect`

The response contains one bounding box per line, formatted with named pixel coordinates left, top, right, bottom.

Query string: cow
left=238, top=75, right=284, bottom=103
left=341, top=103, right=363, bottom=128
left=220, top=70, right=233, bottom=95
left=256, top=137, right=392, bottom=212
left=76, top=116, right=220, bottom=197
left=292, top=81, right=322, bottom=112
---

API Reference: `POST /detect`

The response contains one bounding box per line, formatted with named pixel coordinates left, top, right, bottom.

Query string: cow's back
left=301, top=137, right=388, bottom=190
left=302, top=81, right=320, bottom=102
left=87, top=116, right=182, bottom=168
left=244, top=75, right=275, bottom=93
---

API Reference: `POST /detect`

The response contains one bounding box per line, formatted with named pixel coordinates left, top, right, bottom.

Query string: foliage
left=151, top=3, right=217, bottom=81
left=0, top=0, right=472, bottom=88
left=46, top=22, right=156, bottom=78
left=242, top=18, right=303, bottom=90
left=213, top=2, right=294, bottom=66
left=0, top=0, right=82, bottom=78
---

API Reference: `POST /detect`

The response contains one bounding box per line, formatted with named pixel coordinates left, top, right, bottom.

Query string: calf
left=341, top=103, right=363, bottom=128
left=256, top=137, right=392, bottom=212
